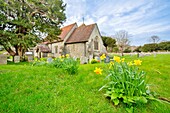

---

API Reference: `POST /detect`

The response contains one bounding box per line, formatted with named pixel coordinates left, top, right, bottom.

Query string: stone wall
left=66, top=43, right=85, bottom=58
left=87, top=24, right=106, bottom=57
left=49, top=42, right=63, bottom=57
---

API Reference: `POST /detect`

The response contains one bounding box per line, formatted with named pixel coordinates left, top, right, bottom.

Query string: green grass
left=0, top=54, right=170, bottom=113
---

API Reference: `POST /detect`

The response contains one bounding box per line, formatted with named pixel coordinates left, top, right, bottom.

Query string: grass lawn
left=0, top=54, right=170, bottom=113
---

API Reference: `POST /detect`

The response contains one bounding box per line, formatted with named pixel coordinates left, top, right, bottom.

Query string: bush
left=142, top=43, right=159, bottom=52
left=133, top=46, right=142, bottom=52
left=123, top=48, right=131, bottom=53
left=158, top=41, right=170, bottom=51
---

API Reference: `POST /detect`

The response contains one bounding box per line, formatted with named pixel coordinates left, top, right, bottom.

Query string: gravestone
left=25, top=52, right=33, bottom=62
left=80, top=56, right=88, bottom=64
left=0, top=55, right=7, bottom=64
left=28, top=56, right=33, bottom=62
left=14, top=56, right=20, bottom=63
left=153, top=52, right=156, bottom=57
left=139, top=53, right=144, bottom=57
left=95, top=56, right=101, bottom=62
left=89, top=55, right=93, bottom=63
left=47, top=57, right=53, bottom=63
left=73, top=56, right=77, bottom=61
left=104, top=56, right=110, bottom=63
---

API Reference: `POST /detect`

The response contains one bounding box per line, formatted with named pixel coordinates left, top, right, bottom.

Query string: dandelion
left=114, top=56, right=121, bottom=63
left=94, top=67, right=103, bottom=75
left=134, top=59, right=142, bottom=65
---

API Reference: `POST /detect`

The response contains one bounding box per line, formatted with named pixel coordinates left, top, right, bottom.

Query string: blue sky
left=63, top=0, right=170, bottom=46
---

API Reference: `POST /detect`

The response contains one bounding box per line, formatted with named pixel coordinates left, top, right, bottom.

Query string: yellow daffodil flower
left=109, top=61, right=114, bottom=69
left=94, top=67, right=103, bottom=75
left=114, top=56, right=121, bottom=63
left=62, top=55, right=65, bottom=58
left=121, top=58, right=125, bottom=62
left=127, top=61, right=133, bottom=66
left=100, top=54, right=106, bottom=60
left=110, top=61, right=114, bottom=65
left=134, top=59, right=142, bottom=65
left=59, top=56, right=62, bottom=59
left=66, top=54, right=70, bottom=58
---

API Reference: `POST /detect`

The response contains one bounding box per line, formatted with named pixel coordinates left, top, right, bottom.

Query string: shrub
left=141, top=43, right=159, bottom=52
left=158, top=41, right=170, bottom=51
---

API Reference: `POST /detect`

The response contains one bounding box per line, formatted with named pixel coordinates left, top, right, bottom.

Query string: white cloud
left=63, top=0, right=170, bottom=45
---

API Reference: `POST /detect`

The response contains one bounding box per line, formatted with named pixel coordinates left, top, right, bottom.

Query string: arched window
left=94, top=37, right=99, bottom=50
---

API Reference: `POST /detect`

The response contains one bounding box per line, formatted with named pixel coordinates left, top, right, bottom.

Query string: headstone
left=73, top=56, right=77, bottom=61
left=25, top=52, right=33, bottom=62
left=47, top=57, right=53, bottom=63
left=153, top=52, right=156, bottom=57
left=104, top=56, right=110, bottom=63
left=89, top=55, right=93, bottom=63
left=139, top=53, right=144, bottom=57
left=80, top=56, right=88, bottom=64
left=28, top=56, right=33, bottom=62
left=0, top=55, right=7, bottom=64
left=95, top=56, right=101, bottom=62
left=14, top=56, right=20, bottom=63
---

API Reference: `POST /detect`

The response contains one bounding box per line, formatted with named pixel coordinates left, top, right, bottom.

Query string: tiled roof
left=36, top=44, right=51, bottom=53
left=65, top=23, right=96, bottom=44
left=58, top=23, right=77, bottom=40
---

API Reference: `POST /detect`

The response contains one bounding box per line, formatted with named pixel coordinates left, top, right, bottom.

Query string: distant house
left=34, top=23, right=106, bottom=59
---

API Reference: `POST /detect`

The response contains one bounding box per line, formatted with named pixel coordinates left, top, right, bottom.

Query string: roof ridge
left=61, top=22, right=77, bottom=29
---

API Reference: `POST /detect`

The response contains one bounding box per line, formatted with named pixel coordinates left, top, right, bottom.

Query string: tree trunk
left=121, top=47, right=124, bottom=56
left=4, top=46, right=16, bottom=56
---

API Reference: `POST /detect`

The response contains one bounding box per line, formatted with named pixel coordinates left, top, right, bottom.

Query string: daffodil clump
left=91, top=59, right=99, bottom=64
left=32, top=54, right=79, bottom=75
left=95, top=56, right=154, bottom=112
left=59, top=54, right=70, bottom=59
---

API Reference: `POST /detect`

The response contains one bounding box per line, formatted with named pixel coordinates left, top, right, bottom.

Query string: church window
left=94, top=37, right=99, bottom=50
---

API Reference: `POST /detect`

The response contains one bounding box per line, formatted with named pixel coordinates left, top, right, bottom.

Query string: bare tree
left=115, top=30, right=130, bottom=56
left=151, top=35, right=160, bottom=43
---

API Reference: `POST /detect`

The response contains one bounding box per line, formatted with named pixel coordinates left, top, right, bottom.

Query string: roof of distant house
left=65, top=23, right=96, bottom=44
left=36, top=44, right=51, bottom=53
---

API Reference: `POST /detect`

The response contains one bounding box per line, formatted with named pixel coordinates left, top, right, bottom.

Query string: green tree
left=133, top=46, right=142, bottom=52
left=102, top=36, right=116, bottom=52
left=0, top=0, right=66, bottom=58
left=158, top=41, right=170, bottom=51
left=141, top=43, right=159, bottom=52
